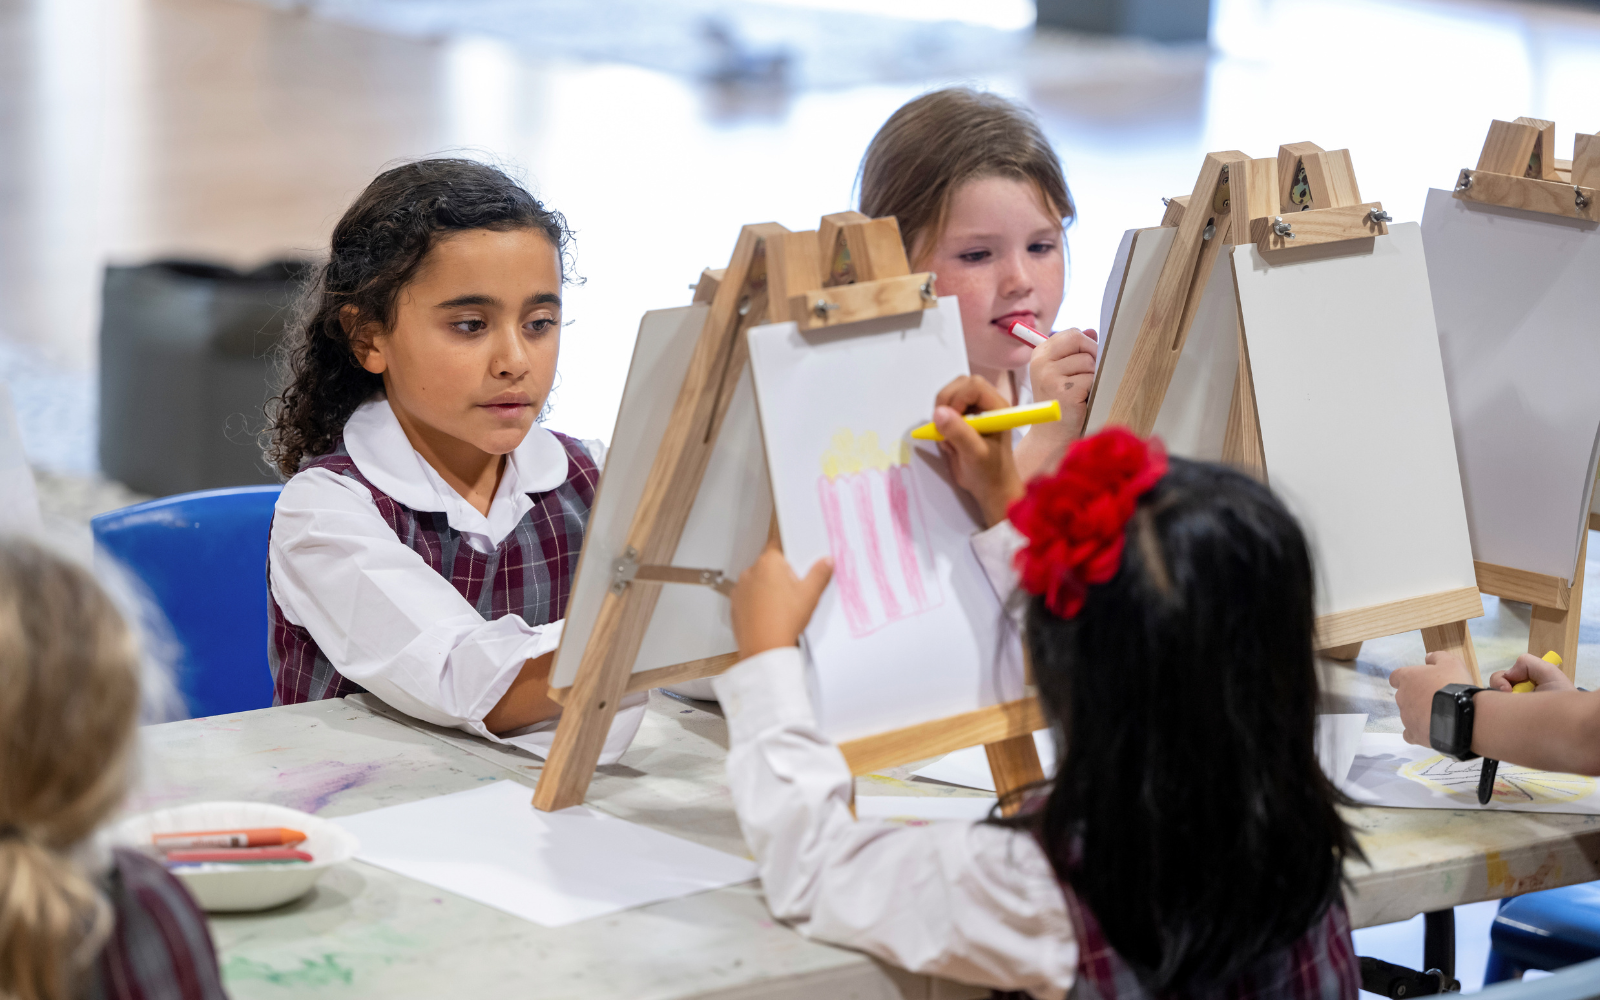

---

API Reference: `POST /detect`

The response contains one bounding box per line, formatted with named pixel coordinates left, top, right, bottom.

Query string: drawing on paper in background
left=817, top=429, right=942, bottom=637
left=1399, top=755, right=1596, bottom=805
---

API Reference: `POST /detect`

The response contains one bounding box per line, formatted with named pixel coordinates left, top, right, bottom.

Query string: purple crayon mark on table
left=273, top=760, right=384, bottom=814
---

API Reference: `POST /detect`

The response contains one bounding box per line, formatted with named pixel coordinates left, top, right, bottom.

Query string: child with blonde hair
left=859, top=87, right=1098, bottom=480
left=0, top=537, right=226, bottom=1000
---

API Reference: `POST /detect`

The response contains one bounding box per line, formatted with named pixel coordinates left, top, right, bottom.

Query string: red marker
left=164, top=847, right=313, bottom=865
left=1007, top=321, right=1049, bottom=348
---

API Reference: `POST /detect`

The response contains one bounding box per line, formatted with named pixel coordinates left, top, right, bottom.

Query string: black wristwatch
left=1430, top=683, right=1485, bottom=761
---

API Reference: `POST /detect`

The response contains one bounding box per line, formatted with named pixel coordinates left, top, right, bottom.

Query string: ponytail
left=0, top=835, right=113, bottom=1000
left=0, top=538, right=141, bottom=1000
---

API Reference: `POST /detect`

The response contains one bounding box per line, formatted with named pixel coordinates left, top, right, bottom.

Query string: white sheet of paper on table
left=1421, top=188, right=1600, bottom=583
left=331, top=781, right=757, bottom=927
left=746, top=296, right=1023, bottom=744
left=910, top=729, right=1057, bottom=793
left=1339, top=732, right=1600, bottom=814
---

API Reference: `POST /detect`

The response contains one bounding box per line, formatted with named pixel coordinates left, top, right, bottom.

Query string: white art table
left=136, top=627, right=1600, bottom=999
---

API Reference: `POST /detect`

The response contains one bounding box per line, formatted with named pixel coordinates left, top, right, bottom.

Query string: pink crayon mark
left=886, top=465, right=928, bottom=610
left=818, top=477, right=871, bottom=635
left=851, top=473, right=902, bottom=621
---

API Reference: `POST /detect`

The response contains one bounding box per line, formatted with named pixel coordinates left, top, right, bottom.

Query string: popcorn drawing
left=817, top=429, right=943, bottom=637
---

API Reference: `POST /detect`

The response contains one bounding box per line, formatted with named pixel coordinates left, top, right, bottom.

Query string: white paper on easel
left=1421, top=188, right=1600, bottom=583
left=551, top=306, right=773, bottom=689
left=1233, top=224, right=1479, bottom=618
left=332, top=781, right=757, bottom=927
left=747, top=297, right=1022, bottom=743
left=1084, top=227, right=1240, bottom=460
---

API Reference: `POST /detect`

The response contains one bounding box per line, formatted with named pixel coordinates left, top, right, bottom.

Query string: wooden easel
left=1454, top=117, right=1599, bottom=224
left=533, top=213, right=1044, bottom=812
left=1109, top=144, right=1484, bottom=681
left=1445, top=119, right=1600, bottom=678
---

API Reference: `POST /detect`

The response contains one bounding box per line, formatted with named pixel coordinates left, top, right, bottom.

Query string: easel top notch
left=1454, top=118, right=1599, bottom=222
left=1161, top=144, right=1391, bottom=255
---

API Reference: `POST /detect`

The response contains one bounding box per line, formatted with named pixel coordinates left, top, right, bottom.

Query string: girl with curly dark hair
left=265, top=159, right=645, bottom=763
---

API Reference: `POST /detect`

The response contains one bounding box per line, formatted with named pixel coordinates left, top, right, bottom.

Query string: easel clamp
left=608, top=546, right=734, bottom=597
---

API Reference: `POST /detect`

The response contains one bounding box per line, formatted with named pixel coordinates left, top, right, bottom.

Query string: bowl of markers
left=114, top=801, right=359, bottom=912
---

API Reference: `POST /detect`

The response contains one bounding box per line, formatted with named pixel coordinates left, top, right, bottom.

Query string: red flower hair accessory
left=1008, top=427, right=1168, bottom=618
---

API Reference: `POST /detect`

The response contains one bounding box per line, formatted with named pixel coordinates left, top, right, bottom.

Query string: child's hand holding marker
left=1489, top=650, right=1575, bottom=693
left=1009, top=322, right=1099, bottom=481
left=930, top=375, right=1028, bottom=529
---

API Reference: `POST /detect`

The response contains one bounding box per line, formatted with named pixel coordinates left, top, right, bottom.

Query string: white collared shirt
left=710, top=520, right=1076, bottom=999
left=268, top=399, right=644, bottom=763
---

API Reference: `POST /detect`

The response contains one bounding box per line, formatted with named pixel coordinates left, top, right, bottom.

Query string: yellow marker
left=1512, top=650, right=1564, bottom=693
left=910, top=400, right=1062, bottom=442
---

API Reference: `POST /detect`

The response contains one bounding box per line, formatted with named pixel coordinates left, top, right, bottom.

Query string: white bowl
left=112, top=801, right=359, bottom=912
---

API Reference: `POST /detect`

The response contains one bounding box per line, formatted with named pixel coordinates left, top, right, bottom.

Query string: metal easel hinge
left=609, top=547, right=735, bottom=597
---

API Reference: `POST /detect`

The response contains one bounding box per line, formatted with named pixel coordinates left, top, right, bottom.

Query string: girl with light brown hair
left=859, top=87, right=1097, bottom=480
left=0, top=536, right=226, bottom=1000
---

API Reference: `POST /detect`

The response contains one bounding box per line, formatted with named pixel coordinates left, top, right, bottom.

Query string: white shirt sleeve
left=712, top=647, right=1076, bottom=999
left=269, top=468, right=560, bottom=742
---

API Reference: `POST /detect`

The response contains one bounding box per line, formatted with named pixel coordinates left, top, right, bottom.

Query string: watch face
left=1430, top=690, right=1462, bottom=755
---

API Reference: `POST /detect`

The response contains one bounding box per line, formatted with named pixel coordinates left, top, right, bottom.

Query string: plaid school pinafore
left=267, top=431, right=598, bottom=705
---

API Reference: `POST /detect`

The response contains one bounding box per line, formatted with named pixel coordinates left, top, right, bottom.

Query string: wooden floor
left=5, top=0, right=1600, bottom=468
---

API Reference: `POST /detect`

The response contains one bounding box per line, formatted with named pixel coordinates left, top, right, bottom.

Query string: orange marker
left=153, top=827, right=307, bottom=850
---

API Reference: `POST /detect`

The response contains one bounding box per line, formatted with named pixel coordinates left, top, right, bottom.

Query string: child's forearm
left=482, top=652, right=563, bottom=734
left=1472, top=688, right=1600, bottom=774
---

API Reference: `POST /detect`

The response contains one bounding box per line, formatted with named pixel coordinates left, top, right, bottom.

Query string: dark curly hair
left=266, top=159, right=575, bottom=477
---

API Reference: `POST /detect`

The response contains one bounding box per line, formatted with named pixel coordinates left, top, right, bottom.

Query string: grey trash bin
left=99, top=260, right=310, bottom=497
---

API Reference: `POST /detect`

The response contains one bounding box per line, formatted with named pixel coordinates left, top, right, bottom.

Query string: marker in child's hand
left=911, top=400, right=1061, bottom=442
left=1007, top=321, right=1050, bottom=348
left=1512, top=651, right=1562, bottom=693
left=1479, top=650, right=1562, bottom=804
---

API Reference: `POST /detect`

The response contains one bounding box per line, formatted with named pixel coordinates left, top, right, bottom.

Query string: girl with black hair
left=265, top=159, right=645, bottom=762
left=715, top=376, right=1362, bottom=999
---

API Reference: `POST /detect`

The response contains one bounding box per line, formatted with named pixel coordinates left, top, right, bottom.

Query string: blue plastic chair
left=1485, top=882, right=1600, bottom=983
left=91, top=485, right=282, bottom=719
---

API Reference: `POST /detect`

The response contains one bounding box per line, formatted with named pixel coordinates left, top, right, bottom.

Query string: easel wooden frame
left=1110, top=144, right=1484, bottom=680
left=533, top=213, right=1045, bottom=811
left=1454, top=117, right=1599, bottom=224
left=1446, top=118, right=1600, bottom=679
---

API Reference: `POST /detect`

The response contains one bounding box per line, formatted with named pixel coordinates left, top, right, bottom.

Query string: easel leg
left=1420, top=619, right=1482, bottom=686
left=1321, top=641, right=1363, bottom=662
left=985, top=734, right=1045, bottom=817
left=1528, top=531, right=1586, bottom=682
left=533, top=635, right=634, bottom=811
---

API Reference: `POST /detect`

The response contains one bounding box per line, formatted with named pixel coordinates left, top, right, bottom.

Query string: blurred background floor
left=5, top=0, right=1600, bottom=484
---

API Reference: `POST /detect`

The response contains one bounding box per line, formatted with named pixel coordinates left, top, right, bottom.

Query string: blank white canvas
left=332, top=781, right=757, bottom=927
left=1084, top=226, right=1239, bottom=460
left=552, top=306, right=772, bottom=689
left=747, top=297, right=1022, bottom=743
left=1235, top=224, right=1479, bottom=617
left=1422, top=188, right=1600, bottom=582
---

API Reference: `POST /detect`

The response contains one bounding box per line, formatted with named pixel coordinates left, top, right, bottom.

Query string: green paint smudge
left=224, top=954, right=355, bottom=988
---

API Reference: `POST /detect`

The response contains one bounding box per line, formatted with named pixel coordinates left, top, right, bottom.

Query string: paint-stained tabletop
left=136, top=615, right=1600, bottom=997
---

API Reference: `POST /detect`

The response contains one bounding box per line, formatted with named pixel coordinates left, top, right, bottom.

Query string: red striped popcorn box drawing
left=817, top=429, right=943, bottom=637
